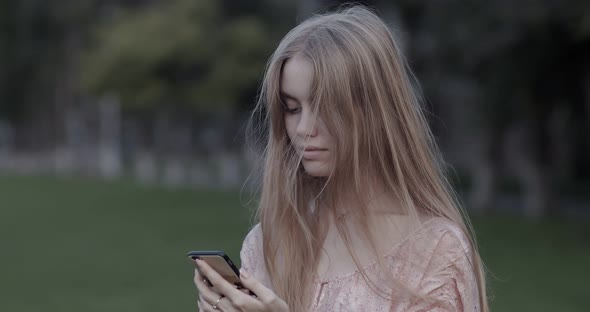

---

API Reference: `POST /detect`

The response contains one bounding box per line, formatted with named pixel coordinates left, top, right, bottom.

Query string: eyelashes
left=280, top=98, right=301, bottom=114
left=283, top=106, right=301, bottom=114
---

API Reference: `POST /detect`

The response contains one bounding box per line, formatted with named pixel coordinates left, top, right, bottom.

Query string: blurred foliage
left=0, top=0, right=76, bottom=120
left=0, top=0, right=284, bottom=120
left=81, top=0, right=275, bottom=113
left=2, top=0, right=588, bottom=118
left=0, top=0, right=588, bottom=187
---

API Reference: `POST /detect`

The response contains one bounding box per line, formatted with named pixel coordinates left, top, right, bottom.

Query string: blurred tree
left=81, top=0, right=275, bottom=114
left=0, top=0, right=284, bottom=153
left=309, top=0, right=590, bottom=218
left=394, top=0, right=590, bottom=218
left=0, top=0, right=100, bottom=148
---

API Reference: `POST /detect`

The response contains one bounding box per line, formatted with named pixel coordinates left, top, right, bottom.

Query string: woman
left=194, top=5, right=488, bottom=312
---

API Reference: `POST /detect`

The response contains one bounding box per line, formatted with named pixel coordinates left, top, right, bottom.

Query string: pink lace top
left=239, top=217, right=481, bottom=312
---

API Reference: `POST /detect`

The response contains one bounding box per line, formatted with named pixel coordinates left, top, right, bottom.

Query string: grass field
left=1, top=174, right=588, bottom=311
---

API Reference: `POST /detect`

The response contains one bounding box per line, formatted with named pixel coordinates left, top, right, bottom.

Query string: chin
left=302, top=162, right=331, bottom=177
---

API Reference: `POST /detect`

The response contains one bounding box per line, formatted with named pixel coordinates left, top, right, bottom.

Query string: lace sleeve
left=239, top=223, right=262, bottom=274
left=392, top=222, right=481, bottom=312
left=238, top=223, right=274, bottom=289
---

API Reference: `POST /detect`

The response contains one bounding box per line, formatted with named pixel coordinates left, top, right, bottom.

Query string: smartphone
left=187, top=250, right=244, bottom=290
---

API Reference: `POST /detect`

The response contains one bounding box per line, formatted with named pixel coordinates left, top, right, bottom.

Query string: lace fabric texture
left=240, top=218, right=480, bottom=312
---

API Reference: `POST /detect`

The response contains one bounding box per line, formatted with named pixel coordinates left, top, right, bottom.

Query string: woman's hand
left=193, top=259, right=289, bottom=312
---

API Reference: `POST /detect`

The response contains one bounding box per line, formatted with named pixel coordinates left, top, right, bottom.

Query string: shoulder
left=407, top=217, right=475, bottom=269
left=239, top=223, right=263, bottom=267
left=423, top=217, right=472, bottom=250
left=394, top=218, right=481, bottom=311
left=242, top=223, right=262, bottom=247
left=239, top=223, right=273, bottom=288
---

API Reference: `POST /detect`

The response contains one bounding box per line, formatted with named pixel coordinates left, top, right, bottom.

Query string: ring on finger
left=212, top=295, right=224, bottom=310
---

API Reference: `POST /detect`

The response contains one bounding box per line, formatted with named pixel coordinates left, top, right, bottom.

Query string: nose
left=296, top=109, right=318, bottom=138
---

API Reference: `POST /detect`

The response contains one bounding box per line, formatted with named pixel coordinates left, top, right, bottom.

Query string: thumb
left=239, top=269, right=274, bottom=301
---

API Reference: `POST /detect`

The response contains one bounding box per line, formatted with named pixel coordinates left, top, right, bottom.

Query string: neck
left=320, top=177, right=404, bottom=222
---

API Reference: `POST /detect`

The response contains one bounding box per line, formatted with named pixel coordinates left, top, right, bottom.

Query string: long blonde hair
left=247, top=5, right=488, bottom=312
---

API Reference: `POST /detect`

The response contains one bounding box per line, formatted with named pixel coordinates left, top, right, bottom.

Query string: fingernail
left=195, top=259, right=202, bottom=266
left=240, top=269, right=250, bottom=279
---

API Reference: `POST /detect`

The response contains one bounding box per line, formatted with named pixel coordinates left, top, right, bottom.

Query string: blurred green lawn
left=1, top=175, right=588, bottom=311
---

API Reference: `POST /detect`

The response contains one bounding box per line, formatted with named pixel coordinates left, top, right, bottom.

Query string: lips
left=300, top=146, right=328, bottom=160
left=303, top=146, right=327, bottom=152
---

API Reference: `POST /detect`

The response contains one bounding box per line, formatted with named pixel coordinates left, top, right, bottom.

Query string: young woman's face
left=280, top=55, right=334, bottom=177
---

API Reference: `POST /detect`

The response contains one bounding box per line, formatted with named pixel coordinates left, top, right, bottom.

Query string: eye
left=281, top=98, right=301, bottom=114
left=283, top=106, right=301, bottom=114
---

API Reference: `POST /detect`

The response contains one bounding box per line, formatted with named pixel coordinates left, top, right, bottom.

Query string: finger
left=215, top=296, right=239, bottom=312
left=194, top=263, right=213, bottom=287
left=239, top=269, right=274, bottom=302
left=199, top=296, right=214, bottom=312
left=198, top=295, right=215, bottom=312
left=194, top=269, right=224, bottom=305
left=202, top=294, right=236, bottom=312
left=194, top=269, right=210, bottom=292
left=194, top=267, right=205, bottom=286
left=195, top=259, right=246, bottom=302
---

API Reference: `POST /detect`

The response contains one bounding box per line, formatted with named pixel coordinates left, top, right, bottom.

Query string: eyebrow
left=279, top=91, right=300, bottom=102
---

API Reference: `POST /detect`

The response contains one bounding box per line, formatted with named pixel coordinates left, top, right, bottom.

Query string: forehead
left=280, top=55, right=314, bottom=101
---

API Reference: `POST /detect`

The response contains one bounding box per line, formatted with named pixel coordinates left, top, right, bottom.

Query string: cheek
left=284, top=115, right=297, bottom=141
